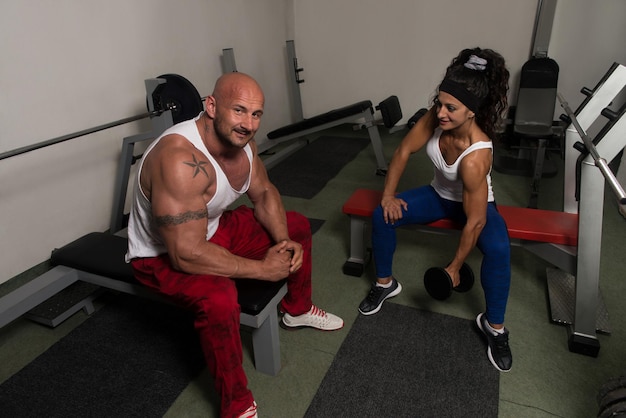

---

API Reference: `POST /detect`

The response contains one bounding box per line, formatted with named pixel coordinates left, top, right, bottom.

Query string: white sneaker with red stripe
left=238, top=401, right=257, bottom=418
left=282, top=305, right=344, bottom=330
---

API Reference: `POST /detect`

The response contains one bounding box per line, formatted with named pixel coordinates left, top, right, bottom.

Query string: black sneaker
left=358, top=278, right=402, bottom=315
left=476, top=313, right=512, bottom=372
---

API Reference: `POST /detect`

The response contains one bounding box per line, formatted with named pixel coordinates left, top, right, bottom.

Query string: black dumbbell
left=423, top=263, right=475, bottom=300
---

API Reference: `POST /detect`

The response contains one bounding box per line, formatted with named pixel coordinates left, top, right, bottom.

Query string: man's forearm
left=253, top=188, right=290, bottom=242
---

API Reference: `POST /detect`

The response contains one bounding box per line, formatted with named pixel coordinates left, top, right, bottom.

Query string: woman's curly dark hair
left=434, top=47, right=509, bottom=139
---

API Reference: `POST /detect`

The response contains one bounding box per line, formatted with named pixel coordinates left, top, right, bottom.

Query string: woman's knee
left=483, top=237, right=510, bottom=259
left=372, top=205, right=388, bottom=229
left=479, top=217, right=511, bottom=260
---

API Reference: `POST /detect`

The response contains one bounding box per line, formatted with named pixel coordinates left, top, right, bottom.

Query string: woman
left=358, top=48, right=512, bottom=372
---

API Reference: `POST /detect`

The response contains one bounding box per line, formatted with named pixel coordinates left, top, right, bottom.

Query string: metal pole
left=530, top=0, right=557, bottom=58
left=0, top=110, right=162, bottom=161
left=562, top=63, right=626, bottom=213
left=222, top=48, right=238, bottom=73
left=557, top=93, right=626, bottom=204
left=286, top=40, right=304, bottom=122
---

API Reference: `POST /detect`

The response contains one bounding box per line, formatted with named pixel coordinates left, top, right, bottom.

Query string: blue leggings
left=372, top=185, right=511, bottom=324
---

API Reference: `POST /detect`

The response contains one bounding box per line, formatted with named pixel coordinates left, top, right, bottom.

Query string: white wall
left=293, top=0, right=626, bottom=124
left=293, top=0, right=538, bottom=121
left=1, top=0, right=625, bottom=285
left=550, top=1, right=626, bottom=111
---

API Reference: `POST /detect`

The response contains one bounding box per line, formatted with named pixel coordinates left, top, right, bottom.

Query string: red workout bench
left=341, top=188, right=579, bottom=277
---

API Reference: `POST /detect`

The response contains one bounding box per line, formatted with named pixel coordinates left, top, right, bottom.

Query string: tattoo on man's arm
left=155, top=208, right=208, bottom=227
left=183, top=154, right=209, bottom=178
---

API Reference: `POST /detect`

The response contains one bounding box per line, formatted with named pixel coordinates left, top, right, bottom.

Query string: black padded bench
left=0, top=232, right=286, bottom=376
left=259, top=97, right=402, bottom=176
left=267, top=100, right=374, bottom=139
left=48, top=232, right=287, bottom=376
left=50, top=233, right=287, bottom=319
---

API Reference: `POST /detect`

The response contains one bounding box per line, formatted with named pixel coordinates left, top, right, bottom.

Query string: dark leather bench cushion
left=51, top=232, right=134, bottom=281
left=50, top=232, right=285, bottom=315
left=267, top=100, right=373, bottom=139
left=377, top=95, right=402, bottom=129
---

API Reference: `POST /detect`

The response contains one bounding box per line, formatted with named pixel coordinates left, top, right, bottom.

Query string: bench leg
left=25, top=281, right=101, bottom=328
left=528, top=138, right=548, bottom=208
left=342, top=216, right=370, bottom=277
left=0, top=266, right=80, bottom=329
left=250, top=308, right=282, bottom=376
left=567, top=164, right=605, bottom=357
left=363, top=114, right=388, bottom=175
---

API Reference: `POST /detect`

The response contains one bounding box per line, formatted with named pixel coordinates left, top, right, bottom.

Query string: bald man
left=125, top=72, right=343, bottom=418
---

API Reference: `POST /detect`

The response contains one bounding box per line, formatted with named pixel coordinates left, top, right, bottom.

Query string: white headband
left=464, top=55, right=487, bottom=71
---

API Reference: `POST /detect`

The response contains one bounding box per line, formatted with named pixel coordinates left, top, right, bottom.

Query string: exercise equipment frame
left=553, top=84, right=626, bottom=356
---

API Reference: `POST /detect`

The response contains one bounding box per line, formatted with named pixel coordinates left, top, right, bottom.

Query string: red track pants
left=130, top=205, right=313, bottom=417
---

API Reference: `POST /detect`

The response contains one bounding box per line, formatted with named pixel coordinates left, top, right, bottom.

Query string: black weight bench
left=494, top=57, right=562, bottom=208
left=267, top=100, right=374, bottom=139
left=50, top=233, right=287, bottom=320
left=0, top=231, right=286, bottom=375
left=49, top=232, right=287, bottom=376
left=259, top=97, right=402, bottom=176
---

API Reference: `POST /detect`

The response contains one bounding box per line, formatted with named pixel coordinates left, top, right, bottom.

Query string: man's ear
left=205, top=96, right=216, bottom=118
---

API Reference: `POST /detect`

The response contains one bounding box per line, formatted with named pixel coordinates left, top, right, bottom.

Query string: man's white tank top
left=125, top=113, right=252, bottom=261
left=425, top=128, right=494, bottom=202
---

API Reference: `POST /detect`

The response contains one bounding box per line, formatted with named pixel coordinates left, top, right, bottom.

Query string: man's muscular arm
left=145, top=135, right=291, bottom=281
left=246, top=140, right=304, bottom=273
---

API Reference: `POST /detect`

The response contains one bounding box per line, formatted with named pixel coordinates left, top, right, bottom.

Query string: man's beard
left=214, top=120, right=251, bottom=149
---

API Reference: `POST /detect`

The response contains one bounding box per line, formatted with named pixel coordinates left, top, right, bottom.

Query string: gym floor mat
left=305, top=302, right=499, bottom=417
left=0, top=294, right=204, bottom=417
left=268, top=136, right=370, bottom=199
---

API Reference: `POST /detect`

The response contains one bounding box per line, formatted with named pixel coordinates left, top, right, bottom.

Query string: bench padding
left=342, top=188, right=578, bottom=246
left=50, top=232, right=286, bottom=316
left=267, top=100, right=373, bottom=139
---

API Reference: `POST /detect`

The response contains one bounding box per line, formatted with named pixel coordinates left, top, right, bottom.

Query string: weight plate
left=150, top=73, right=203, bottom=124
left=454, top=262, right=475, bottom=293
left=424, top=267, right=452, bottom=301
